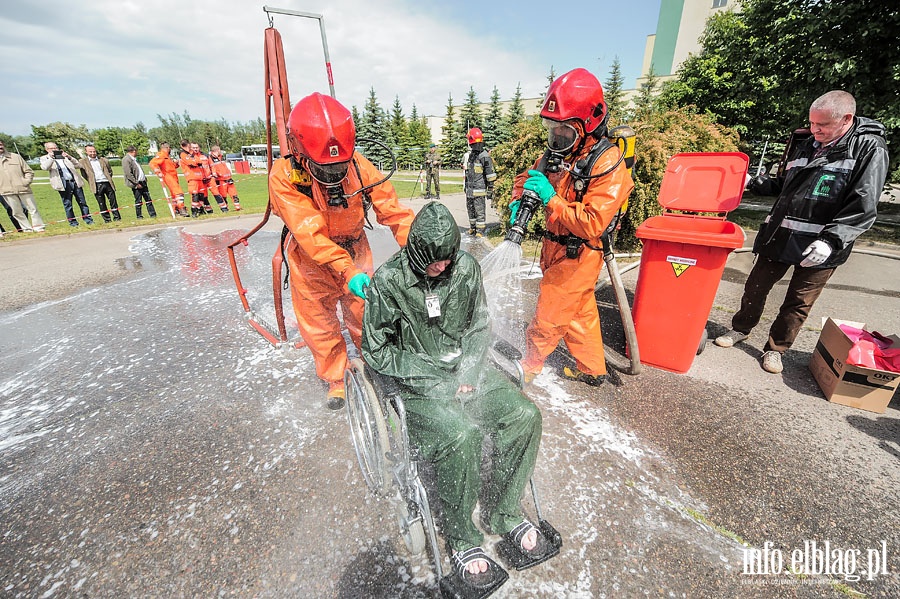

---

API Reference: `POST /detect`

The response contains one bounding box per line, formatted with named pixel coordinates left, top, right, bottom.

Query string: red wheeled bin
left=631, top=152, right=749, bottom=373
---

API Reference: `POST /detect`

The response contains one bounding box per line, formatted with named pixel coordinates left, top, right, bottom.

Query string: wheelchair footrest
left=439, top=568, right=508, bottom=599
left=496, top=519, right=562, bottom=571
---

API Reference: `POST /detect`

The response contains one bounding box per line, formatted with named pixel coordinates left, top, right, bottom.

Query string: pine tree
left=389, top=96, right=410, bottom=168
left=440, top=94, right=466, bottom=167
left=604, top=57, right=626, bottom=123
left=545, top=66, right=557, bottom=92
left=504, top=83, right=526, bottom=134
left=633, top=65, right=660, bottom=120
left=456, top=87, right=483, bottom=143
left=407, top=104, right=431, bottom=170
left=482, top=86, right=508, bottom=148
left=357, top=88, right=392, bottom=168
left=351, top=105, right=361, bottom=128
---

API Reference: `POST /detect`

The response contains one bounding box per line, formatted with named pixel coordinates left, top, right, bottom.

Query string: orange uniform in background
left=209, top=153, right=241, bottom=211
left=268, top=152, right=414, bottom=393
left=181, top=149, right=214, bottom=214
left=149, top=146, right=186, bottom=214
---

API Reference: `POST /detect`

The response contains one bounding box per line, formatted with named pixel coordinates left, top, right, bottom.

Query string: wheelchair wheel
left=345, top=359, right=392, bottom=497
left=395, top=498, right=427, bottom=555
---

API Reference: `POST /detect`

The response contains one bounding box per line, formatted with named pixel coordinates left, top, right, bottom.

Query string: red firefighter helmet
left=466, top=127, right=484, bottom=144
left=287, top=93, right=355, bottom=183
left=540, top=68, right=607, bottom=135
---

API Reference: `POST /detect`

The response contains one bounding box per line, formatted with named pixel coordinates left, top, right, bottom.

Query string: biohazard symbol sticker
left=667, top=255, right=697, bottom=278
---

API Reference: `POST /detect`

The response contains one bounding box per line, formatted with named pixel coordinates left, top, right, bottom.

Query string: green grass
left=1, top=168, right=462, bottom=240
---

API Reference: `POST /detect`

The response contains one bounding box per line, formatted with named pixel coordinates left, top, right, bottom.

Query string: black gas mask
left=307, top=159, right=350, bottom=208
left=543, top=118, right=580, bottom=173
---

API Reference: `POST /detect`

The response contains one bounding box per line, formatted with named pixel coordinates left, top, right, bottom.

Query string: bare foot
left=521, top=526, right=537, bottom=552
left=455, top=552, right=488, bottom=575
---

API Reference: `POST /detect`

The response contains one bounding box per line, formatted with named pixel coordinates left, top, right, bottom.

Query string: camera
left=52, top=150, right=63, bottom=158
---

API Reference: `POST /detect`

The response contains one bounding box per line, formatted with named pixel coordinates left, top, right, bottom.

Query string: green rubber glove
left=508, top=199, right=521, bottom=225
left=522, top=170, right=555, bottom=204
left=348, top=272, right=371, bottom=299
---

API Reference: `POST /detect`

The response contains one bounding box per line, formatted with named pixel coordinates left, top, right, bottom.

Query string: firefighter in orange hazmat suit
left=209, top=145, right=240, bottom=211
left=512, top=68, right=634, bottom=386
left=149, top=142, right=187, bottom=216
left=269, top=92, right=415, bottom=409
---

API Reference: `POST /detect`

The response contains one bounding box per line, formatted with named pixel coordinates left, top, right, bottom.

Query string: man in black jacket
left=715, top=90, right=889, bottom=374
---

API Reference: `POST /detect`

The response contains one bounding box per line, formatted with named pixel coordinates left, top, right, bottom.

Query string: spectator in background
left=1, top=194, right=14, bottom=236
left=79, top=144, right=121, bottom=222
left=209, top=145, right=241, bottom=211
left=150, top=142, right=188, bottom=217
left=39, top=142, right=94, bottom=227
left=122, top=145, right=156, bottom=218
left=714, top=90, right=889, bottom=374
left=0, top=140, right=45, bottom=232
left=423, top=143, right=441, bottom=199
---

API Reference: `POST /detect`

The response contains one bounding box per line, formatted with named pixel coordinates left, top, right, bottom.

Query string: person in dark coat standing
left=715, top=90, right=889, bottom=374
left=122, top=146, right=157, bottom=218
left=79, top=145, right=120, bottom=222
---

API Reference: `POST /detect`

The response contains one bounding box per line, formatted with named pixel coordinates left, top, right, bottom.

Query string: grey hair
left=810, top=91, right=856, bottom=119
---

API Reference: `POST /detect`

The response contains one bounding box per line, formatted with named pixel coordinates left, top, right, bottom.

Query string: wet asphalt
left=1, top=193, right=898, bottom=598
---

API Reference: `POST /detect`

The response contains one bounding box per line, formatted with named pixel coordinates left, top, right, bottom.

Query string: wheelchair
left=344, top=339, right=562, bottom=598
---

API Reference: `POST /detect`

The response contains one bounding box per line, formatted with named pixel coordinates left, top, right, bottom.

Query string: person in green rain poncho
left=362, top=201, right=558, bottom=593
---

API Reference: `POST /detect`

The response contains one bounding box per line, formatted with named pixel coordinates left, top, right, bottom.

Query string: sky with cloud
left=0, top=0, right=661, bottom=136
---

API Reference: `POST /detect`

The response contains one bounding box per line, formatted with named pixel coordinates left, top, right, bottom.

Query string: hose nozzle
left=504, top=189, right=542, bottom=245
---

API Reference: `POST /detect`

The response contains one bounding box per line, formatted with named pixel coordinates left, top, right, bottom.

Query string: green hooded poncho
left=362, top=201, right=495, bottom=398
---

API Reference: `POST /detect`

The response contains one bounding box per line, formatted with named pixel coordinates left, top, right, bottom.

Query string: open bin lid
left=657, top=152, right=749, bottom=214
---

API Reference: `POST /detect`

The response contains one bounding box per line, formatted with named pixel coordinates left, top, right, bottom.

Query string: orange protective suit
left=149, top=148, right=185, bottom=209
left=181, top=151, right=215, bottom=213
left=180, top=151, right=211, bottom=195
left=210, top=156, right=239, bottom=209
left=269, top=153, right=414, bottom=392
left=514, top=144, right=634, bottom=377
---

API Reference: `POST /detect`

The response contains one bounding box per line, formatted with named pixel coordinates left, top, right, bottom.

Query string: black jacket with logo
left=749, top=116, right=888, bottom=268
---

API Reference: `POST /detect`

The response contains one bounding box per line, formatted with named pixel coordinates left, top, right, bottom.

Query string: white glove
left=800, top=240, right=832, bottom=267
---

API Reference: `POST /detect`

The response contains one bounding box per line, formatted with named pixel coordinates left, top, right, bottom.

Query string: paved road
left=1, top=194, right=898, bottom=598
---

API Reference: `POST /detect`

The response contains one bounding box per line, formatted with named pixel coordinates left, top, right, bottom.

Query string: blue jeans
left=59, top=181, right=93, bottom=225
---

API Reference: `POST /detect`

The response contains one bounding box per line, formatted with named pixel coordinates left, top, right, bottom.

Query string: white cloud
left=0, top=0, right=549, bottom=135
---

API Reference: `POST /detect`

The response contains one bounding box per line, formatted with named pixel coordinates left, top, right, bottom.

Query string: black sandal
left=439, top=546, right=508, bottom=599
left=496, top=519, right=561, bottom=571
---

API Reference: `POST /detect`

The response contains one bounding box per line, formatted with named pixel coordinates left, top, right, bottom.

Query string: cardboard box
left=809, top=318, right=900, bottom=414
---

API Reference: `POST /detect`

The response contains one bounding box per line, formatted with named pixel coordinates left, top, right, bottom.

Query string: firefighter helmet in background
left=466, top=127, right=484, bottom=144
left=287, top=92, right=356, bottom=184
left=540, top=68, right=608, bottom=137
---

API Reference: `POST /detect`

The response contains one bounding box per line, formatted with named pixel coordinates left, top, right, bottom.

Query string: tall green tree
left=440, top=94, right=466, bottom=166
left=406, top=104, right=431, bottom=169
left=661, top=0, right=900, bottom=171
left=92, top=127, right=123, bottom=156
left=504, top=83, right=526, bottom=132
left=603, top=57, right=627, bottom=123
left=633, top=64, right=661, bottom=120
left=357, top=88, right=393, bottom=168
left=482, top=86, right=508, bottom=148
left=456, top=87, right=483, bottom=142
left=389, top=96, right=410, bottom=166
left=0, top=133, right=36, bottom=159
left=31, top=122, right=91, bottom=155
